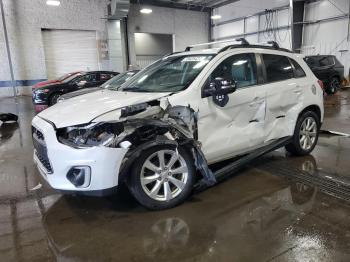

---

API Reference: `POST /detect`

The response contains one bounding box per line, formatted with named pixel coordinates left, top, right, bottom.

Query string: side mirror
left=77, top=80, right=87, bottom=87
left=203, top=77, right=236, bottom=98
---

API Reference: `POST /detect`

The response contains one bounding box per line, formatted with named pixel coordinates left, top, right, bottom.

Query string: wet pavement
left=1, top=90, right=350, bottom=261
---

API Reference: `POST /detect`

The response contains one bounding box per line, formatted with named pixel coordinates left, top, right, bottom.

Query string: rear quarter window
left=290, top=59, right=306, bottom=78
left=262, top=54, right=294, bottom=83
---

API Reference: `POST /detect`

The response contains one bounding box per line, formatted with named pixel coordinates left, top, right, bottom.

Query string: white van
left=32, top=39, right=324, bottom=210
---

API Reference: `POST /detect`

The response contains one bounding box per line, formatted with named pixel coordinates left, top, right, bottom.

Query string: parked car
left=304, top=55, right=344, bottom=95
left=32, top=40, right=324, bottom=210
left=57, top=70, right=139, bottom=103
left=32, top=71, right=81, bottom=90
left=32, top=71, right=118, bottom=112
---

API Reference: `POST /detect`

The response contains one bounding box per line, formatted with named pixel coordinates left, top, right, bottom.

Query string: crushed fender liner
left=113, top=100, right=217, bottom=188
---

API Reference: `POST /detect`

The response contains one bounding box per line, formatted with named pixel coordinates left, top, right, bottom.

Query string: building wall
left=127, top=4, right=209, bottom=68
left=211, top=0, right=292, bottom=49
left=302, top=0, right=350, bottom=79
left=0, top=0, right=115, bottom=97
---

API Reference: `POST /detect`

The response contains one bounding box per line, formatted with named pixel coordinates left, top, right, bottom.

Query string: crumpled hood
left=38, top=89, right=171, bottom=128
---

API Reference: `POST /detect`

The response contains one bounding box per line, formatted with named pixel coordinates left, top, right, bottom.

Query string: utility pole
left=0, top=0, right=16, bottom=97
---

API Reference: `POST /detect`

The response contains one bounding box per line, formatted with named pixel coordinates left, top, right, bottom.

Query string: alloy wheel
left=299, top=117, right=317, bottom=150
left=140, top=149, right=188, bottom=201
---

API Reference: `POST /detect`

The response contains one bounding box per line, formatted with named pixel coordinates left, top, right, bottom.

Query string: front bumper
left=32, top=116, right=128, bottom=193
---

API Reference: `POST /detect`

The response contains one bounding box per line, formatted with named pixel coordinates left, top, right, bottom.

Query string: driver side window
left=210, top=53, right=257, bottom=89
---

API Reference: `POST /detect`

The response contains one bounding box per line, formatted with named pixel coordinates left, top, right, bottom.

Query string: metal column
left=0, top=0, right=16, bottom=97
left=289, top=0, right=294, bottom=51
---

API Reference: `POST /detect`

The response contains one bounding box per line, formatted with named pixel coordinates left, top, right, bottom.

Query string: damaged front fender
left=114, top=101, right=216, bottom=187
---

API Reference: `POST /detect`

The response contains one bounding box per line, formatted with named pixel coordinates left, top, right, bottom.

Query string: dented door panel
left=197, top=86, right=267, bottom=164
left=263, top=80, right=304, bottom=142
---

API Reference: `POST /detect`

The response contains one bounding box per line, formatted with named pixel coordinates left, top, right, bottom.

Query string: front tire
left=127, top=145, right=195, bottom=210
left=49, top=93, right=62, bottom=106
left=285, top=111, right=320, bottom=156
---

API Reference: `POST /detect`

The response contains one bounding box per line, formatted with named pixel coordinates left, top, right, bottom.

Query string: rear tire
left=127, top=144, right=195, bottom=210
left=285, top=111, right=320, bottom=156
left=325, top=77, right=340, bottom=95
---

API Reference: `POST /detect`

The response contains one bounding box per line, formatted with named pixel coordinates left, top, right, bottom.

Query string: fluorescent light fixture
left=140, top=8, right=152, bottom=14
left=211, top=15, right=222, bottom=20
left=46, top=0, right=60, bottom=6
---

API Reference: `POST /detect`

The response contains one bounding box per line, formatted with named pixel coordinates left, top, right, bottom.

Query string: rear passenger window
left=290, top=59, right=306, bottom=78
left=263, top=54, right=294, bottom=82
left=210, top=53, right=257, bottom=89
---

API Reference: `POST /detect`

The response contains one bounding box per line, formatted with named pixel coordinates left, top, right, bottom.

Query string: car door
left=197, top=52, right=267, bottom=164
left=261, top=53, right=302, bottom=141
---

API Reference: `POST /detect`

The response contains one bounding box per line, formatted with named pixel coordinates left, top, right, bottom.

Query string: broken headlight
left=57, top=122, right=124, bottom=148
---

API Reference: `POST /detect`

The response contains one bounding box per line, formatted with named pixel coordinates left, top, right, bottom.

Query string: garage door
left=42, top=29, right=99, bottom=79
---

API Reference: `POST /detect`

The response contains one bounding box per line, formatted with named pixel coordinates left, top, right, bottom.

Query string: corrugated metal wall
left=302, top=0, right=349, bottom=78
left=211, top=0, right=292, bottom=49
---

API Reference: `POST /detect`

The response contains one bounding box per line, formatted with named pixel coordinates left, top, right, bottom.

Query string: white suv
left=32, top=40, right=324, bottom=210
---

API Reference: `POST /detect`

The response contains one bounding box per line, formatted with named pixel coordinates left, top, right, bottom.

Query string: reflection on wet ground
left=1, top=91, right=350, bottom=261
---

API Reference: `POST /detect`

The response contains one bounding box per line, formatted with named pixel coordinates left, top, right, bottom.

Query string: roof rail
left=185, top=38, right=250, bottom=51
left=218, top=40, right=292, bottom=53
left=267, top=41, right=279, bottom=49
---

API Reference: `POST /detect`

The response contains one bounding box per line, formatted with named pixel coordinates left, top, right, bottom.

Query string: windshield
left=118, top=55, right=213, bottom=93
left=102, top=71, right=138, bottom=90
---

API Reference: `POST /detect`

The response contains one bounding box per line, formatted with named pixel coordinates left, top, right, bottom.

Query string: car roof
left=80, top=71, right=118, bottom=74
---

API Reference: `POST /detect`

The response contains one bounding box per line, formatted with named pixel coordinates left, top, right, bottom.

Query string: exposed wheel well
left=298, top=105, right=321, bottom=123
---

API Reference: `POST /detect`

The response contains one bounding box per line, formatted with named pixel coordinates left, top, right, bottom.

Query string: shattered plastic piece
left=192, top=145, right=217, bottom=189
left=159, top=97, right=170, bottom=110
left=30, top=183, right=42, bottom=191
left=119, top=141, right=132, bottom=149
left=320, top=130, right=350, bottom=137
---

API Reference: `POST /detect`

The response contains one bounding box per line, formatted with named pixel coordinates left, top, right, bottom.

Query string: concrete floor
left=1, top=90, right=350, bottom=261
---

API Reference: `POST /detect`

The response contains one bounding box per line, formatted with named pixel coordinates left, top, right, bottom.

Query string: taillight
left=317, top=79, right=324, bottom=90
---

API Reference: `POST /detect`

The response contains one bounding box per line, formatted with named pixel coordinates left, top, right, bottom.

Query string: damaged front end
left=56, top=99, right=216, bottom=188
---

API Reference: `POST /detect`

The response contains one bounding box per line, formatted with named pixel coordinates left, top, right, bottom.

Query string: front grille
left=32, top=125, right=53, bottom=173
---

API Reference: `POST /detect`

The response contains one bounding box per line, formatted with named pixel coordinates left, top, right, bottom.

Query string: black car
left=304, top=55, right=344, bottom=95
left=32, top=71, right=118, bottom=112
left=57, top=70, right=139, bottom=103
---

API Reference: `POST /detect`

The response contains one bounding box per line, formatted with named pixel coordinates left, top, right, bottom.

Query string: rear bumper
left=32, top=116, right=128, bottom=193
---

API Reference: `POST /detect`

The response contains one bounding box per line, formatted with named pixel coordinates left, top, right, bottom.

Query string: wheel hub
left=141, top=149, right=189, bottom=201
left=299, top=117, right=317, bottom=150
